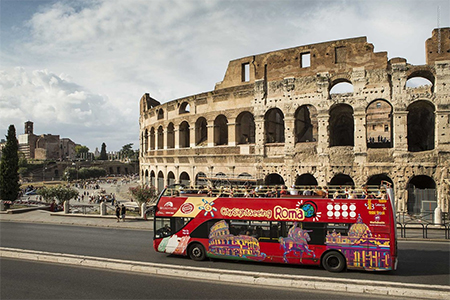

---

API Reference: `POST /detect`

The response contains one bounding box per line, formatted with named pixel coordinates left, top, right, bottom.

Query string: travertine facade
left=139, top=28, right=450, bottom=215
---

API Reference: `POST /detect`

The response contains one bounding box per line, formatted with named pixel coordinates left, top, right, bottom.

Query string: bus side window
left=191, top=219, right=219, bottom=238
left=303, top=222, right=326, bottom=245
left=155, top=217, right=172, bottom=238
left=172, top=217, right=192, bottom=234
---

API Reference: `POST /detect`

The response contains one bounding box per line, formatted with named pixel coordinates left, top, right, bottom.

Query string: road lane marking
left=1, top=246, right=449, bottom=299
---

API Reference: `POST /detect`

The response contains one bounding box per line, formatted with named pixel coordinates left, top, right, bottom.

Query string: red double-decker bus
left=153, top=184, right=397, bottom=272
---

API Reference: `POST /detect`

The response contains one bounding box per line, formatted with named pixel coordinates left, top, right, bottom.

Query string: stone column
left=316, top=112, right=329, bottom=155
left=284, top=113, right=295, bottom=157
left=392, top=111, right=408, bottom=151
left=163, top=126, right=168, bottom=150
left=189, top=127, right=195, bottom=148
left=254, top=114, right=265, bottom=156
left=228, top=121, right=237, bottom=146
left=207, top=122, right=214, bottom=147
left=353, top=110, right=367, bottom=154
left=174, top=128, right=180, bottom=149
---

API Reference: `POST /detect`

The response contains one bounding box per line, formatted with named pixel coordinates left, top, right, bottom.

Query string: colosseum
left=139, top=28, right=450, bottom=218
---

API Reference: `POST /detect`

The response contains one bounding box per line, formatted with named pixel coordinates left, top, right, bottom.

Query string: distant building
left=18, top=121, right=78, bottom=161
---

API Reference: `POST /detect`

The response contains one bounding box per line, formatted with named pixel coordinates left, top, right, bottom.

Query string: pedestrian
left=120, top=204, right=126, bottom=222
left=115, top=204, right=120, bottom=222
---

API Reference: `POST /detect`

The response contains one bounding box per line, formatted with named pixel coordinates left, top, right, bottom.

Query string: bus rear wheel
left=188, top=243, right=206, bottom=261
left=322, top=251, right=346, bottom=272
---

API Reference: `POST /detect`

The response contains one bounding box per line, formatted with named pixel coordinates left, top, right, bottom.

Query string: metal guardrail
left=396, top=212, right=449, bottom=239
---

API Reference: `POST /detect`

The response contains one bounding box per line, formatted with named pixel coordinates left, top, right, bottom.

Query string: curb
left=1, top=247, right=449, bottom=299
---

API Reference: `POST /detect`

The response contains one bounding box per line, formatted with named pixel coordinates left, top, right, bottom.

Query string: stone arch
left=144, top=129, right=149, bottom=152
left=196, top=172, right=208, bottom=186
left=329, top=77, right=353, bottom=96
left=329, top=173, right=354, bottom=186
left=407, top=100, right=435, bottom=152
left=329, top=103, right=354, bottom=147
left=195, top=117, right=208, bottom=146
left=167, top=123, right=175, bottom=149
left=214, top=114, right=228, bottom=146
left=180, top=171, right=191, bottom=186
left=366, top=99, right=393, bottom=148
left=179, top=121, right=190, bottom=148
left=295, top=105, right=318, bottom=143
left=157, top=171, right=164, bottom=192
left=157, top=108, right=164, bottom=120
left=157, top=126, right=164, bottom=150
left=150, top=170, right=155, bottom=187
left=265, top=108, right=285, bottom=143
left=167, top=171, right=175, bottom=186
left=265, top=173, right=285, bottom=185
left=150, top=127, right=155, bottom=150
left=144, top=169, right=149, bottom=186
left=295, top=173, right=318, bottom=186
left=406, top=68, right=435, bottom=93
left=365, top=174, right=393, bottom=188
left=407, top=175, right=437, bottom=216
left=236, top=111, right=255, bottom=144
left=179, top=102, right=190, bottom=114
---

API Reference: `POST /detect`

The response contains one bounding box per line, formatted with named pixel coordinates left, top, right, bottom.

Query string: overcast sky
left=1, top=0, right=449, bottom=152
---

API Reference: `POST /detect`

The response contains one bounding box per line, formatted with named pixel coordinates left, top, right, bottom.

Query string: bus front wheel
left=322, top=251, right=346, bottom=272
left=188, top=243, right=206, bottom=261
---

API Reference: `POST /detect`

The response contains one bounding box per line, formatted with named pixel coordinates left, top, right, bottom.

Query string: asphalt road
left=1, top=258, right=419, bottom=300
left=1, top=222, right=448, bottom=286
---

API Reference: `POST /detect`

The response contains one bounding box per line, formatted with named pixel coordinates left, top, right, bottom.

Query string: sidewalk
left=0, top=209, right=153, bottom=231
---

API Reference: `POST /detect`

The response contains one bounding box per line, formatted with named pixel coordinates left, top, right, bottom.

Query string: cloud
left=0, top=67, right=135, bottom=150
left=1, top=0, right=449, bottom=151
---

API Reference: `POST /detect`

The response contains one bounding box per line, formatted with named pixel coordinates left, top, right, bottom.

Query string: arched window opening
left=144, top=170, right=149, bottom=186
left=144, top=129, right=149, bottom=152
left=264, top=173, right=285, bottom=185
left=295, top=173, right=318, bottom=186
left=366, top=174, right=393, bottom=188
left=167, top=171, right=175, bottom=186
left=330, top=81, right=353, bottom=95
left=295, top=105, right=318, bottom=143
left=366, top=100, right=393, bottom=148
left=180, top=172, right=191, bottom=187
left=214, top=115, right=228, bottom=146
left=157, top=171, right=164, bottom=193
left=407, top=175, right=436, bottom=219
left=406, top=70, right=434, bottom=93
left=157, top=109, right=164, bottom=120
left=179, top=121, right=190, bottom=148
left=150, top=127, right=155, bottom=150
left=150, top=171, right=155, bottom=187
left=157, top=126, right=164, bottom=150
left=236, top=112, right=255, bottom=144
left=329, top=174, right=354, bottom=186
left=407, top=101, right=435, bottom=152
left=179, top=102, right=190, bottom=114
left=329, top=104, right=354, bottom=147
left=265, top=108, right=285, bottom=143
left=195, top=117, right=208, bottom=146
left=196, top=172, right=208, bottom=186
left=167, top=123, right=175, bottom=149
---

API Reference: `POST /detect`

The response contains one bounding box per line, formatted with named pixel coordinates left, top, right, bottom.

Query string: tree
left=37, top=185, right=78, bottom=205
left=129, top=185, right=157, bottom=212
left=99, top=142, right=108, bottom=160
left=120, top=143, right=134, bottom=159
left=0, top=125, right=20, bottom=201
left=75, top=145, right=89, bottom=159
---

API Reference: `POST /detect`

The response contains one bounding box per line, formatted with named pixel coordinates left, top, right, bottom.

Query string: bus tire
left=322, top=251, right=346, bottom=272
left=188, top=243, right=206, bottom=261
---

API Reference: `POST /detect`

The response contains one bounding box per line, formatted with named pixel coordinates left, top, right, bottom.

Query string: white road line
left=1, top=247, right=449, bottom=300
